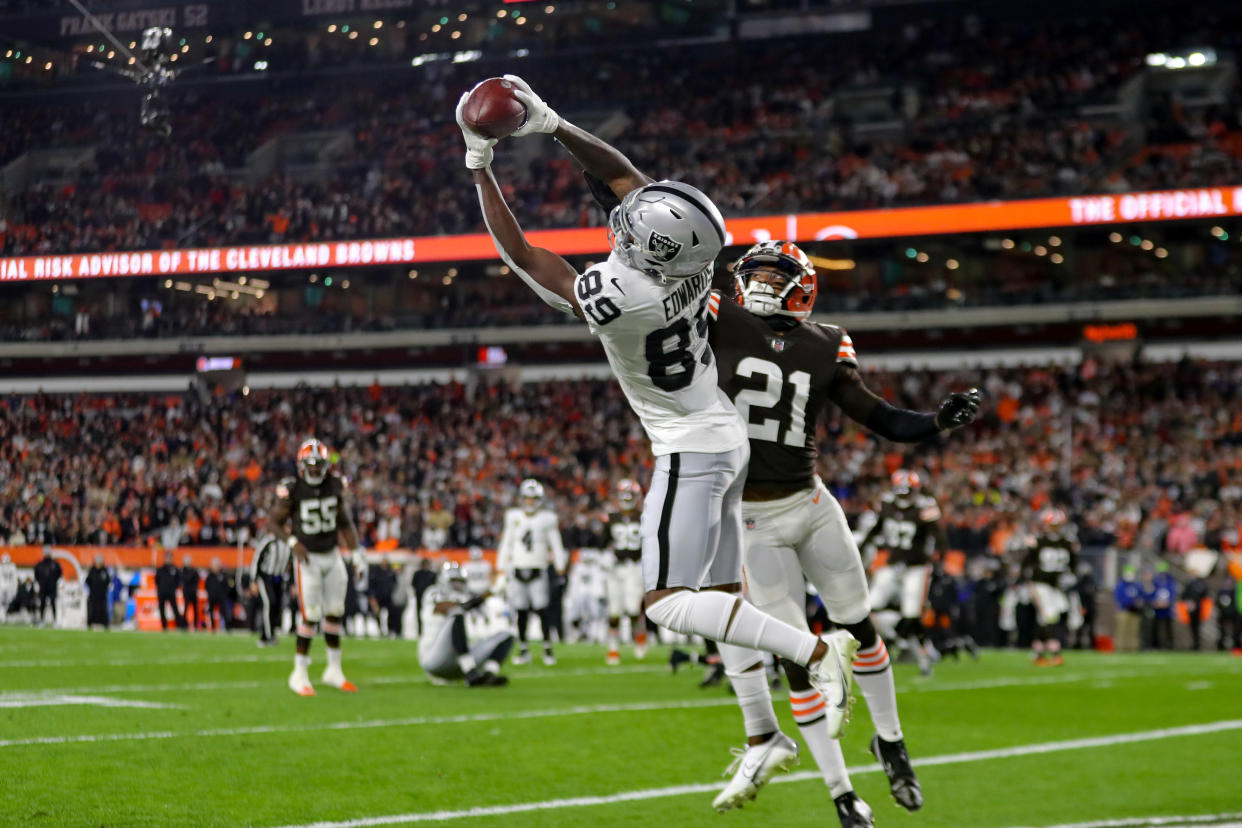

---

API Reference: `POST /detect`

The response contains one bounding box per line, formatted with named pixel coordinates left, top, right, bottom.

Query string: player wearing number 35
left=460, top=73, right=878, bottom=778
left=269, top=438, right=363, bottom=696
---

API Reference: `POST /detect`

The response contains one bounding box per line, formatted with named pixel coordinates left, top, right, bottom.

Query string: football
left=460, top=77, right=528, bottom=139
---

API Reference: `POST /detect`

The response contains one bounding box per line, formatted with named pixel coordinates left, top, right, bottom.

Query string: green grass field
left=2, top=628, right=1240, bottom=828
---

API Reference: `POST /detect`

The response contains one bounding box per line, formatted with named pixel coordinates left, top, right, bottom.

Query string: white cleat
left=634, top=643, right=648, bottom=660
left=288, top=671, right=315, bottom=697
left=712, top=732, right=799, bottom=813
left=542, top=652, right=557, bottom=666
left=808, top=629, right=859, bottom=739
left=321, top=667, right=358, bottom=692
left=513, top=650, right=531, bottom=666
left=606, top=650, right=621, bottom=666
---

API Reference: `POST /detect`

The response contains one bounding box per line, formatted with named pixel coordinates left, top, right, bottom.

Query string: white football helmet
left=519, top=478, right=544, bottom=512
left=607, top=180, right=726, bottom=281
left=438, top=562, right=468, bottom=593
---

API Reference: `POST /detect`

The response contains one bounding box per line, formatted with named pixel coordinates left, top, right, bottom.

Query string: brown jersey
left=862, top=494, right=943, bottom=567
left=708, top=291, right=858, bottom=489
left=275, top=474, right=348, bottom=554
left=606, top=510, right=643, bottom=563
left=1022, top=534, right=1079, bottom=587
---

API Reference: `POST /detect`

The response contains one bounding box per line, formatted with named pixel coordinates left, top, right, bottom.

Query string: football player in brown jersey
left=1021, top=508, right=1080, bottom=666
left=706, top=240, right=981, bottom=823
left=269, top=438, right=363, bottom=696
left=604, top=479, right=647, bottom=664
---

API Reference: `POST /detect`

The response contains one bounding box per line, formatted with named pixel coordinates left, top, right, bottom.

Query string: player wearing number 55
left=458, top=75, right=871, bottom=806
left=268, top=438, right=363, bottom=697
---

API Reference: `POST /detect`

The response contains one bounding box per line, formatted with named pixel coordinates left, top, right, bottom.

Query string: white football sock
left=645, top=591, right=818, bottom=665
left=852, top=639, right=902, bottom=741
left=719, top=642, right=778, bottom=738
left=294, top=653, right=310, bottom=673
left=483, top=659, right=500, bottom=675
left=457, top=653, right=477, bottom=673
left=790, top=689, right=852, bottom=797
left=326, top=645, right=342, bottom=672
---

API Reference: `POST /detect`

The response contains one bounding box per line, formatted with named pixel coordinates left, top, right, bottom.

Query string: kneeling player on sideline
left=1022, top=508, right=1079, bottom=666
left=703, top=241, right=982, bottom=820
left=420, top=564, right=512, bottom=687
left=270, top=438, right=361, bottom=696
left=604, top=479, right=648, bottom=664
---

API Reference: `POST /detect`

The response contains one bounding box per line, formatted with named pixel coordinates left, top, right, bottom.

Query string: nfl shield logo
left=768, top=337, right=787, bottom=353
left=745, top=518, right=755, bottom=530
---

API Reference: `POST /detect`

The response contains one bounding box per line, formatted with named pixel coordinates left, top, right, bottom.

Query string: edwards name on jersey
left=575, top=255, right=746, bottom=457
left=276, top=474, right=348, bottom=553
left=708, top=289, right=858, bottom=489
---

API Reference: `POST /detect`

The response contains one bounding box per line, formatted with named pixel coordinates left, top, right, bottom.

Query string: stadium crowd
left=3, top=358, right=1240, bottom=560
left=2, top=7, right=1242, bottom=257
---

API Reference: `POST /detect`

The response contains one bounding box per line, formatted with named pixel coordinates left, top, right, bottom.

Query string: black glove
left=935, top=387, right=981, bottom=430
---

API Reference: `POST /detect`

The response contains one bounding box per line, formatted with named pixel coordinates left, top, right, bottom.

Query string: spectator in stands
left=1114, top=566, right=1144, bottom=653
left=33, top=547, right=61, bottom=626
left=1216, top=571, right=1241, bottom=652
left=84, top=554, right=111, bottom=630
left=155, top=550, right=182, bottom=631
left=1182, top=570, right=1209, bottom=651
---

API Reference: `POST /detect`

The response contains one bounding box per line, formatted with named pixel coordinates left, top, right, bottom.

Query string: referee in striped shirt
left=251, top=533, right=291, bottom=647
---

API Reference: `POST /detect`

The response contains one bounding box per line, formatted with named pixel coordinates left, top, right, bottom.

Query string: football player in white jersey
left=604, top=479, right=647, bottom=664
left=457, top=77, right=859, bottom=784
left=496, top=479, right=568, bottom=666
left=463, top=546, right=494, bottom=596
left=420, top=563, right=512, bottom=687
left=0, top=554, right=17, bottom=620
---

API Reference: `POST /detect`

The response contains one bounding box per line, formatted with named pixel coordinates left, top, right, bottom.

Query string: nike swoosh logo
left=812, top=491, right=822, bottom=504
left=741, top=756, right=763, bottom=779
left=833, top=659, right=848, bottom=710
left=610, top=278, right=625, bottom=294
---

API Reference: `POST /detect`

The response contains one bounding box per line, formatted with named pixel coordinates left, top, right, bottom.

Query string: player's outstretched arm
left=471, top=166, right=581, bottom=317
left=502, top=74, right=652, bottom=201
left=268, top=489, right=305, bottom=562
left=456, top=91, right=581, bottom=316
left=831, top=367, right=981, bottom=442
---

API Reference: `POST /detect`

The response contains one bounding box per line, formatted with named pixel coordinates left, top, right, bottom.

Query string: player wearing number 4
left=457, top=76, right=866, bottom=802
left=705, top=241, right=981, bottom=821
left=497, top=479, right=568, bottom=666
left=269, top=438, right=362, bottom=696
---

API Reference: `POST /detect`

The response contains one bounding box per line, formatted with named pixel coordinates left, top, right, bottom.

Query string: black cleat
left=963, top=635, right=980, bottom=660
left=669, top=648, right=693, bottom=674
left=834, top=791, right=875, bottom=827
left=465, top=668, right=508, bottom=687
left=871, top=734, right=923, bottom=811
left=699, top=662, right=725, bottom=689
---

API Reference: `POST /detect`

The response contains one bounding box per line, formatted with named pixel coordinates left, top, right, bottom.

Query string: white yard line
left=0, top=697, right=741, bottom=748
left=269, top=720, right=1242, bottom=828
left=1005, top=814, right=1242, bottom=828
left=0, top=693, right=183, bottom=710
left=14, top=665, right=665, bottom=696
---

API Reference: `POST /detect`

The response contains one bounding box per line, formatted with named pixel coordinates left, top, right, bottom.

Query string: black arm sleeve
left=830, top=366, right=941, bottom=442
left=459, top=593, right=489, bottom=613
left=583, top=170, right=622, bottom=213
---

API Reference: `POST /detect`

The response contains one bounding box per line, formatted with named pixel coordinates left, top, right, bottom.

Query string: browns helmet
left=616, top=478, right=642, bottom=512
left=891, top=469, right=922, bottom=497
left=733, top=240, right=817, bottom=319
left=297, top=438, right=330, bottom=486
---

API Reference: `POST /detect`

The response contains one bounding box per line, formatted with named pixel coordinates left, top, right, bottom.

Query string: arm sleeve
left=546, top=516, right=568, bottom=572
left=475, top=183, right=576, bottom=317
left=831, top=367, right=941, bottom=442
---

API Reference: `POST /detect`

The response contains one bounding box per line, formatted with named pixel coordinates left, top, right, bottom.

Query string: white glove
left=455, top=90, right=498, bottom=170
left=503, top=74, right=559, bottom=137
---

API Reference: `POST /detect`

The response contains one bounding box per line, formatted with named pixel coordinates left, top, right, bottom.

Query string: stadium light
left=328, top=24, right=337, bottom=32
left=915, top=252, right=929, bottom=263
left=374, top=20, right=383, bottom=28
left=1109, top=232, right=1122, bottom=243
left=946, top=259, right=959, bottom=270
left=1146, top=53, right=1167, bottom=67
left=1034, top=245, right=1047, bottom=256
left=1155, top=248, right=1168, bottom=258
left=1050, top=253, right=1064, bottom=264
left=1001, top=238, right=1015, bottom=249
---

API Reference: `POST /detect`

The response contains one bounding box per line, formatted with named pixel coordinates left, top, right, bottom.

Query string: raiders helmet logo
left=767, top=337, right=788, bottom=353
left=745, top=518, right=756, bottom=530
left=647, top=230, right=683, bottom=263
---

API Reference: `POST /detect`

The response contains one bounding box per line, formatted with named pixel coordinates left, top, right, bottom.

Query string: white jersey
left=576, top=255, right=746, bottom=456
left=496, top=508, right=567, bottom=573
left=462, top=559, right=493, bottom=594
left=0, top=561, right=16, bottom=599
left=419, top=584, right=465, bottom=647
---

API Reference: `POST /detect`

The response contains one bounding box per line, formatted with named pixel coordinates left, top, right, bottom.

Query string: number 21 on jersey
left=732, top=357, right=811, bottom=447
